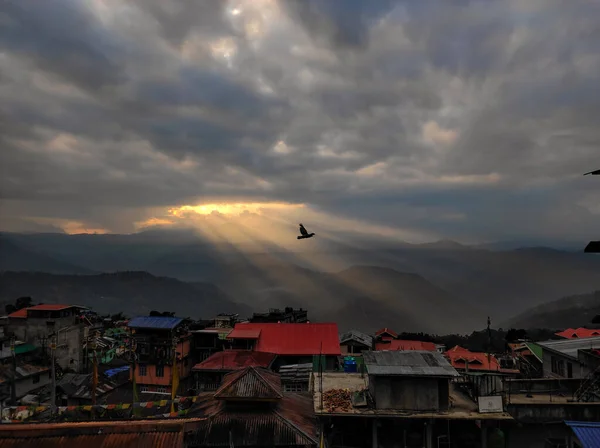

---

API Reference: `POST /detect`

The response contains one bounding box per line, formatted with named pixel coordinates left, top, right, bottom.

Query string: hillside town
left=0, top=303, right=598, bottom=448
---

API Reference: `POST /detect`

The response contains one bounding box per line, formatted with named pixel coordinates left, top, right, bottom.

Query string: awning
left=565, top=421, right=600, bottom=448
left=226, top=329, right=261, bottom=339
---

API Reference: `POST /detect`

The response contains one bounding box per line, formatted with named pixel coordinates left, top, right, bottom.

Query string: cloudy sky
left=1, top=0, right=599, bottom=245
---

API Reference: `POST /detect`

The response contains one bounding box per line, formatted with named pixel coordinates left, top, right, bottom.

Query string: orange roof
left=0, top=418, right=205, bottom=447
left=556, top=328, right=600, bottom=339
left=375, top=340, right=437, bottom=351
left=8, top=304, right=78, bottom=319
left=445, top=346, right=502, bottom=372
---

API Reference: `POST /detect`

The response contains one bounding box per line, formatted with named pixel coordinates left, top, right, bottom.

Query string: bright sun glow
left=167, top=202, right=304, bottom=217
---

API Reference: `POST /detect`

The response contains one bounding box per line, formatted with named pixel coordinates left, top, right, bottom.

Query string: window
left=284, top=383, right=308, bottom=392
left=184, top=358, right=188, bottom=367
left=156, top=386, right=167, bottom=393
left=156, top=365, right=164, bottom=377
left=567, top=363, right=573, bottom=379
left=32, top=374, right=40, bottom=384
left=140, top=386, right=149, bottom=393
left=139, top=365, right=147, bottom=376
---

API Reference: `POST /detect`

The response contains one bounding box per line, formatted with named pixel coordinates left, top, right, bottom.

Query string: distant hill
left=0, top=236, right=92, bottom=274
left=2, top=232, right=600, bottom=326
left=0, top=271, right=250, bottom=319
left=504, top=291, right=600, bottom=329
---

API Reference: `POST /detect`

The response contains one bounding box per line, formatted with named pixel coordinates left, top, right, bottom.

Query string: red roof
left=8, top=309, right=27, bottom=318
left=226, top=329, right=261, bottom=339
left=445, top=346, right=503, bottom=372
left=375, top=327, right=398, bottom=338
left=375, top=340, right=437, bottom=351
left=556, top=328, right=600, bottom=339
left=192, top=350, right=276, bottom=371
left=227, top=323, right=341, bottom=356
left=8, top=304, right=77, bottom=318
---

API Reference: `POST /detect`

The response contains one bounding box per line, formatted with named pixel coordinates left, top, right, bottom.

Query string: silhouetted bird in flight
left=584, top=169, right=600, bottom=175
left=297, top=223, right=315, bottom=240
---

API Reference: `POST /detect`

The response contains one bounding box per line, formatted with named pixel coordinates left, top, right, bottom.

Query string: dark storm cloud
left=0, top=0, right=125, bottom=91
left=0, top=0, right=599, bottom=241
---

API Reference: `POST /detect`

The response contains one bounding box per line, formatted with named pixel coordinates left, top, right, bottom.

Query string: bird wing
left=299, top=224, right=308, bottom=236
left=584, top=169, right=600, bottom=175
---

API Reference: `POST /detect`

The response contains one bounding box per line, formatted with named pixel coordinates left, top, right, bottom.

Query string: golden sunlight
left=167, top=202, right=305, bottom=217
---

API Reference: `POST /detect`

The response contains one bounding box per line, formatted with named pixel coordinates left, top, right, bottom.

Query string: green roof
left=525, top=342, right=543, bottom=362
left=14, top=344, right=37, bottom=355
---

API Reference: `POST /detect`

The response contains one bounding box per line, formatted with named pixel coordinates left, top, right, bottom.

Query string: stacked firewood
left=322, top=389, right=353, bottom=412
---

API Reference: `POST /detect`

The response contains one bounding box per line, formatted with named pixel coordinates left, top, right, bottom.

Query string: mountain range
left=1, top=231, right=600, bottom=333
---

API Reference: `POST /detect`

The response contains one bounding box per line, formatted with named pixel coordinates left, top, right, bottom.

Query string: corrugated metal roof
left=0, top=418, right=205, bottom=448
left=189, top=411, right=316, bottom=447
left=227, top=323, right=341, bottom=355
left=565, top=421, right=600, bottom=448
left=340, top=330, right=373, bottom=347
left=556, top=328, right=600, bottom=339
left=538, top=338, right=600, bottom=359
left=187, top=393, right=317, bottom=447
left=363, top=350, right=459, bottom=377
left=192, top=350, right=276, bottom=371
left=376, top=340, right=437, bottom=351
left=128, top=316, right=183, bottom=330
left=214, top=367, right=283, bottom=400
left=226, top=328, right=261, bottom=339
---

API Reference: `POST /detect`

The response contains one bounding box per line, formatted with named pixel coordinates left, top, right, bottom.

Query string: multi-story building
left=6, top=304, right=88, bottom=372
left=128, top=316, right=192, bottom=395
left=249, top=307, right=308, bottom=324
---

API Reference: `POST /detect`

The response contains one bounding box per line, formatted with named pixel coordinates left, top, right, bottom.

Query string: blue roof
left=104, top=365, right=130, bottom=378
left=566, top=421, right=600, bottom=448
left=127, top=316, right=183, bottom=330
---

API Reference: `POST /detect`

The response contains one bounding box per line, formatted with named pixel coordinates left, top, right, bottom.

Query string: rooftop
left=226, top=328, right=261, bottom=339
left=128, top=316, right=183, bottom=330
left=0, top=418, right=205, bottom=448
left=192, top=350, right=276, bottom=372
left=187, top=392, right=317, bottom=447
left=566, top=421, right=600, bottom=448
left=538, top=338, right=600, bottom=360
left=375, top=339, right=437, bottom=352
left=446, top=346, right=517, bottom=373
left=8, top=304, right=83, bottom=318
left=556, top=328, right=600, bottom=339
left=311, top=372, right=511, bottom=420
left=363, top=350, right=460, bottom=378
left=375, top=328, right=398, bottom=338
left=227, top=323, right=341, bottom=356
left=214, top=366, right=283, bottom=401
left=340, top=330, right=373, bottom=348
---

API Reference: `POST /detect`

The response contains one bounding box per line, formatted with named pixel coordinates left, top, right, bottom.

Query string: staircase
left=574, top=364, right=600, bottom=402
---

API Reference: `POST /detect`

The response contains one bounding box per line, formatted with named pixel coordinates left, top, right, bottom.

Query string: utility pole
left=9, top=337, right=16, bottom=405
left=50, top=336, right=57, bottom=415
left=487, top=316, right=492, bottom=368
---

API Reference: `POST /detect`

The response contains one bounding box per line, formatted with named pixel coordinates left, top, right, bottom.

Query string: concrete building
left=129, top=316, right=192, bottom=395
left=0, top=363, right=51, bottom=404
left=363, top=350, right=460, bottom=412
left=537, top=338, right=600, bottom=379
left=6, top=304, right=87, bottom=372
left=339, top=330, right=373, bottom=355
left=249, top=307, right=308, bottom=324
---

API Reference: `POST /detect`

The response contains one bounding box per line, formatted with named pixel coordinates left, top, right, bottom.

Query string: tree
left=15, top=297, right=33, bottom=310
left=5, top=304, right=16, bottom=315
